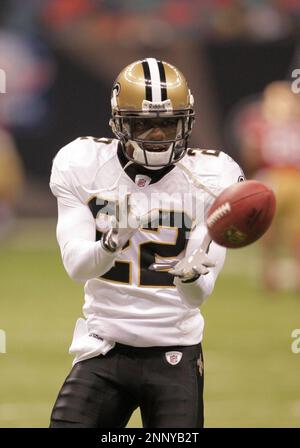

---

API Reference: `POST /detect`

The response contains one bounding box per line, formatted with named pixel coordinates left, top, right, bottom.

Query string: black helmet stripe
left=142, top=58, right=168, bottom=103
left=142, top=60, right=152, bottom=102
left=157, top=60, right=167, bottom=101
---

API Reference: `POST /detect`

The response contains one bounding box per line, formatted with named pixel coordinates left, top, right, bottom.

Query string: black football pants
left=50, top=342, right=204, bottom=428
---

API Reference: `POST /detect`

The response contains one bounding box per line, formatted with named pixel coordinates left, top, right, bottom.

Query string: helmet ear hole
left=109, top=118, right=115, bottom=131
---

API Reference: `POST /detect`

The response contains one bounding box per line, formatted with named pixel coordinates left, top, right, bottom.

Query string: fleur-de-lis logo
left=197, top=354, right=204, bottom=376
left=113, top=82, right=121, bottom=96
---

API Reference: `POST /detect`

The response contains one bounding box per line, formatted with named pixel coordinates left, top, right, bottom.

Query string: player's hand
left=168, top=247, right=215, bottom=281
left=101, top=194, right=159, bottom=252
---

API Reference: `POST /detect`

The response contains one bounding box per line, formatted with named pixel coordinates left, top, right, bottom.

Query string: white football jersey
left=50, top=137, right=244, bottom=363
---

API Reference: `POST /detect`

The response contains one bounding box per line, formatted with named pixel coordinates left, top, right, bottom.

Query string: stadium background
left=0, top=0, right=300, bottom=427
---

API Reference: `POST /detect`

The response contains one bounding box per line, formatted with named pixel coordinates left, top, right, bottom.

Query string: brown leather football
left=206, top=180, right=276, bottom=248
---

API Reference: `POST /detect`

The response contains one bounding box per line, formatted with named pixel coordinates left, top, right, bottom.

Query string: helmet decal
left=113, top=82, right=121, bottom=96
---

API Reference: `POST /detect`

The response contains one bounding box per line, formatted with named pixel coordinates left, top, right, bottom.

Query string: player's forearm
left=61, top=238, right=118, bottom=283
left=52, top=194, right=119, bottom=283
left=174, top=273, right=215, bottom=308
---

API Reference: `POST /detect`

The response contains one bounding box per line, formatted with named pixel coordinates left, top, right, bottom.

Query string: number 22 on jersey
left=88, top=198, right=192, bottom=287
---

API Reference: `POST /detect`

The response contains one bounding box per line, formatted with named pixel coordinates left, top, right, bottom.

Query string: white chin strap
left=129, top=140, right=173, bottom=170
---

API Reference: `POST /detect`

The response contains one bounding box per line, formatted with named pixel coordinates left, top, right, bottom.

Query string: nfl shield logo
left=135, top=174, right=151, bottom=188
left=165, top=351, right=183, bottom=365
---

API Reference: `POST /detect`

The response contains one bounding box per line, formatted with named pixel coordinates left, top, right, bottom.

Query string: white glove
left=169, top=247, right=216, bottom=281
left=101, top=193, right=159, bottom=252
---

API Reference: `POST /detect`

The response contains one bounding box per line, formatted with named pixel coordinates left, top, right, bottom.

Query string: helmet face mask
left=110, top=58, right=195, bottom=169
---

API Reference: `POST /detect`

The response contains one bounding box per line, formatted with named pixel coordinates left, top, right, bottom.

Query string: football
left=206, top=180, right=276, bottom=248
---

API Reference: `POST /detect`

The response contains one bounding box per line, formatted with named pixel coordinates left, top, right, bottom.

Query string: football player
left=49, top=58, right=244, bottom=428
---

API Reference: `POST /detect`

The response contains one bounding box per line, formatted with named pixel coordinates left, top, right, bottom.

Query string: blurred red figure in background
left=235, top=81, right=300, bottom=291
left=0, top=127, right=24, bottom=238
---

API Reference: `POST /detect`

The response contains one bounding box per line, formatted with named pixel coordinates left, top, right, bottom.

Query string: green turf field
left=0, top=219, right=299, bottom=427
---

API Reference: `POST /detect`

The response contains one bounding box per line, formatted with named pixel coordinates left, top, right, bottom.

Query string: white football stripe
left=146, top=58, right=161, bottom=102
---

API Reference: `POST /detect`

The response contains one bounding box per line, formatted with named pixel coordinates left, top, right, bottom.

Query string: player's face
left=126, top=117, right=180, bottom=152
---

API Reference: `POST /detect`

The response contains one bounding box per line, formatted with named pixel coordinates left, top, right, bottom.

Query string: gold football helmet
left=110, top=58, right=194, bottom=168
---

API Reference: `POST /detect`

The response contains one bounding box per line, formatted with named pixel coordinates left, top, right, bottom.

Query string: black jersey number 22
left=88, top=199, right=192, bottom=287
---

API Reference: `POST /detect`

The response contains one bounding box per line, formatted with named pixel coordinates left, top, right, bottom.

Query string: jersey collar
left=117, top=142, right=175, bottom=185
